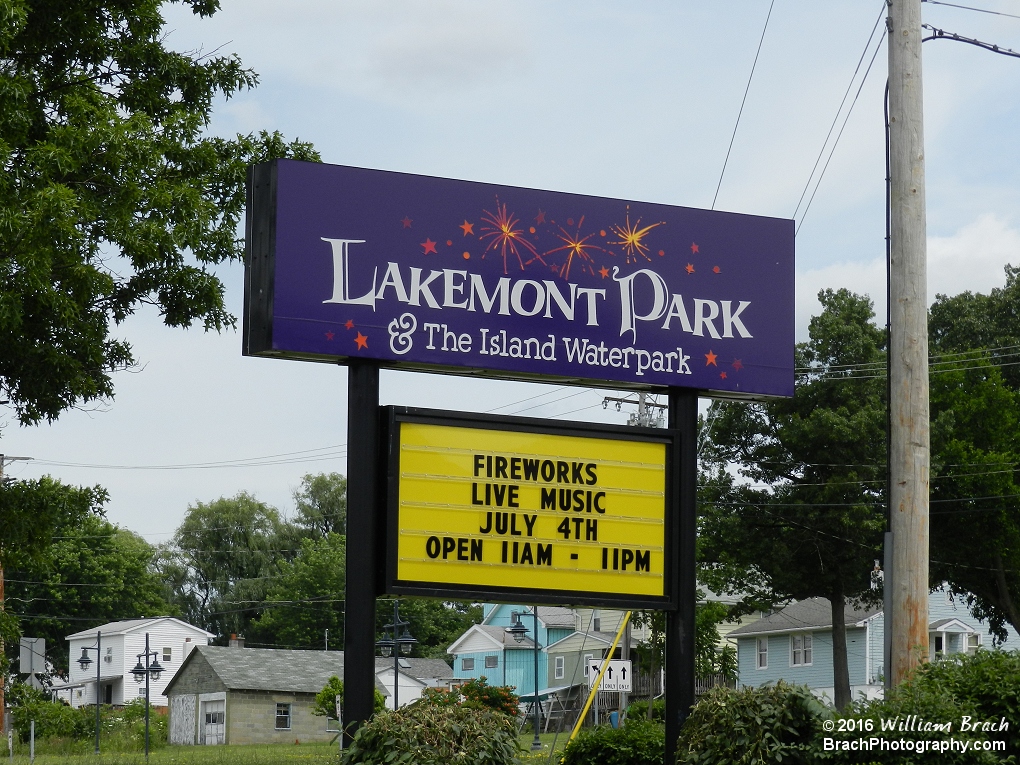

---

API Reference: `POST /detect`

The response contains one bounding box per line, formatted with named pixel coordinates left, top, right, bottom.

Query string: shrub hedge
left=561, top=718, right=665, bottom=765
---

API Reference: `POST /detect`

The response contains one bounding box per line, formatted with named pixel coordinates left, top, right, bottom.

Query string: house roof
left=930, top=618, right=975, bottom=632
left=481, top=605, right=575, bottom=629
left=165, top=646, right=392, bottom=697
left=545, top=631, right=617, bottom=651
left=729, top=598, right=882, bottom=638
left=373, top=657, right=454, bottom=681
left=448, top=624, right=538, bottom=654
left=66, top=617, right=214, bottom=640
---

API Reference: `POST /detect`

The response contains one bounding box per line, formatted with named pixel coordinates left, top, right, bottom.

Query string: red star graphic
left=459, top=220, right=474, bottom=236
left=713, top=265, right=721, bottom=274
left=421, top=238, right=437, bottom=255
left=732, top=358, right=743, bottom=371
left=690, top=242, right=699, bottom=254
left=535, top=210, right=546, bottom=224
left=685, top=263, right=695, bottom=274
left=354, top=332, right=369, bottom=350
left=720, top=371, right=728, bottom=379
left=344, top=320, right=354, bottom=330
left=401, top=216, right=413, bottom=228
left=325, top=331, right=335, bottom=341
left=599, top=266, right=610, bottom=279
left=705, top=350, right=718, bottom=366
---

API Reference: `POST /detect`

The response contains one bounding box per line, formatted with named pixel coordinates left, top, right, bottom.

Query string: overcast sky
left=5, top=0, right=1020, bottom=541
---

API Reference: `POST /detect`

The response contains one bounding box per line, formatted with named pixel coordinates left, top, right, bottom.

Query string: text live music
left=422, top=451, right=652, bottom=573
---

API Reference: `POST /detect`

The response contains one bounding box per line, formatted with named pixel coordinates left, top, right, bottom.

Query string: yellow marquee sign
left=386, top=410, right=675, bottom=607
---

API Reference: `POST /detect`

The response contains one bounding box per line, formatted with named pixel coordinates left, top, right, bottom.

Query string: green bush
left=676, top=682, right=829, bottom=765
left=561, top=719, right=665, bottom=765
left=315, top=675, right=386, bottom=718
left=418, top=676, right=520, bottom=717
left=828, top=650, right=1020, bottom=764
left=340, top=702, right=521, bottom=765
left=8, top=684, right=93, bottom=742
left=627, top=698, right=665, bottom=723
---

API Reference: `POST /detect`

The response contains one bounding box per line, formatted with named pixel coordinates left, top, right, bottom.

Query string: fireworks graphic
left=608, top=206, right=665, bottom=263
left=543, top=215, right=606, bottom=280
left=479, top=198, right=544, bottom=274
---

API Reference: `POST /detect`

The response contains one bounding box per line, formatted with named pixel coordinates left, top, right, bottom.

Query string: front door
left=202, top=700, right=225, bottom=745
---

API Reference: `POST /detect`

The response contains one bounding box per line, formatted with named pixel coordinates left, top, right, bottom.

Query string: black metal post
left=144, top=633, right=150, bottom=762
left=95, top=631, right=101, bottom=755
left=393, top=602, right=400, bottom=710
left=665, top=389, right=697, bottom=764
left=343, top=362, right=381, bottom=746
left=531, top=607, right=541, bottom=751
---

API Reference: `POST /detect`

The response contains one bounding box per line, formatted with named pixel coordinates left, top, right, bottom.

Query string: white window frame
left=966, top=633, right=981, bottom=654
left=790, top=633, right=812, bottom=667
left=484, top=655, right=498, bottom=669
left=461, top=657, right=475, bottom=671
left=554, top=656, right=565, bottom=680
left=582, top=653, right=594, bottom=677
left=756, top=637, right=768, bottom=669
left=275, top=703, right=291, bottom=730
left=163, top=647, right=172, bottom=663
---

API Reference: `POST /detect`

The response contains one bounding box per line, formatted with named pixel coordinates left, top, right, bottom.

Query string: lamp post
left=506, top=607, right=542, bottom=752
left=375, top=602, right=417, bottom=710
left=75, top=631, right=102, bottom=755
left=130, top=633, right=164, bottom=762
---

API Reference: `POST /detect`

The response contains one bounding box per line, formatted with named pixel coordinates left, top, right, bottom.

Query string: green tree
left=247, top=533, right=346, bottom=650
left=7, top=511, right=170, bottom=673
left=156, top=492, right=289, bottom=640
left=376, top=599, right=481, bottom=660
left=0, top=0, right=318, bottom=427
left=699, top=289, right=887, bottom=710
left=293, top=473, right=347, bottom=539
left=928, top=268, right=1020, bottom=638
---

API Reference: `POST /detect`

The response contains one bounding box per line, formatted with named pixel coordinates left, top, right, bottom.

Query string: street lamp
left=131, top=633, right=164, bottom=762
left=375, top=602, right=417, bottom=710
left=506, top=607, right=542, bottom=752
left=75, top=631, right=102, bottom=754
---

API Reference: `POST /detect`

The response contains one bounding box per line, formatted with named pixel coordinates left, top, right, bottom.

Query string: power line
left=922, top=23, right=1020, bottom=57
left=793, top=0, right=887, bottom=220
left=921, top=0, right=1020, bottom=20
left=796, top=26, right=887, bottom=235
left=711, top=0, right=776, bottom=210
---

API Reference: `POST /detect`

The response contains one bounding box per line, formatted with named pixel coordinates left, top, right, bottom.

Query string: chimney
left=229, top=634, right=245, bottom=648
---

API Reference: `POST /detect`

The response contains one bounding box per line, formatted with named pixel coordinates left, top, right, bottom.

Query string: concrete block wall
left=227, top=691, right=331, bottom=745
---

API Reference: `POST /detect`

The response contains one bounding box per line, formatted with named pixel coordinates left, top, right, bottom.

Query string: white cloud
left=796, top=214, right=1020, bottom=340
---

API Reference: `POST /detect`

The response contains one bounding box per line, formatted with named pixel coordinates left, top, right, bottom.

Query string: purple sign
left=244, top=160, right=794, bottom=398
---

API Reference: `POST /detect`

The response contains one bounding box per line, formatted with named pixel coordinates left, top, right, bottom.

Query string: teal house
left=732, top=586, right=1020, bottom=702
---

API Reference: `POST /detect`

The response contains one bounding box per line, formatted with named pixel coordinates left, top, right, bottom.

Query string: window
left=554, top=656, right=565, bottom=680
left=933, top=635, right=944, bottom=655
left=582, top=654, right=594, bottom=678
left=138, top=687, right=147, bottom=697
left=205, top=710, right=224, bottom=725
left=163, top=647, right=172, bottom=663
left=275, top=703, right=291, bottom=730
left=484, top=655, right=498, bottom=669
left=461, top=658, right=475, bottom=671
left=791, top=634, right=812, bottom=666
left=756, top=637, right=768, bottom=669
left=967, top=634, right=981, bottom=654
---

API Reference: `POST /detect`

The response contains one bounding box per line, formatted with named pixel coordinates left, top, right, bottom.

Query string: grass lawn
left=6, top=743, right=338, bottom=765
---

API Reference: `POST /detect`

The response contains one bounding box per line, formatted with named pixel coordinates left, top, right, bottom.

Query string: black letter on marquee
left=474, top=454, right=485, bottom=476
left=541, top=488, right=556, bottom=510
left=585, top=463, right=598, bottom=485
left=541, top=460, right=555, bottom=482
left=635, top=550, right=650, bottom=572
left=571, top=462, right=584, bottom=484
left=537, top=544, right=552, bottom=566
left=426, top=537, right=441, bottom=559
left=594, top=492, right=606, bottom=513
left=471, top=539, right=483, bottom=561
left=523, top=459, right=539, bottom=481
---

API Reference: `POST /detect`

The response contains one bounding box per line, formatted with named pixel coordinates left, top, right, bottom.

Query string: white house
left=63, top=617, right=214, bottom=707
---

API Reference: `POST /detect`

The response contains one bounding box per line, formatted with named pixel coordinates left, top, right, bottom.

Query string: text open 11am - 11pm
left=391, top=418, right=668, bottom=600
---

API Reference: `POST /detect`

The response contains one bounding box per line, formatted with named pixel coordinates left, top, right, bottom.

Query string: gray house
left=165, top=645, right=452, bottom=745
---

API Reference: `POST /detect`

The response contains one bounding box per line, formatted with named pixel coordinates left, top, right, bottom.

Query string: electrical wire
left=711, top=0, right=776, bottom=210
left=792, top=0, right=887, bottom=220
left=921, top=0, right=1020, bottom=20
left=796, top=26, right=887, bottom=235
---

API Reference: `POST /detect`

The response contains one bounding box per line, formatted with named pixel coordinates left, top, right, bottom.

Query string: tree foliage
left=0, top=0, right=319, bottom=425
left=248, top=532, right=346, bottom=650
left=375, top=598, right=481, bottom=660
left=155, top=492, right=287, bottom=639
left=699, top=289, right=887, bottom=709
left=7, top=510, right=170, bottom=673
left=929, top=267, right=1020, bottom=639
left=293, top=472, right=346, bottom=539
left=314, top=675, right=385, bottom=719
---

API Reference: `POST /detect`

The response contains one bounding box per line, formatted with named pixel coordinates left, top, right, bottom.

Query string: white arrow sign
left=588, top=659, right=632, bottom=692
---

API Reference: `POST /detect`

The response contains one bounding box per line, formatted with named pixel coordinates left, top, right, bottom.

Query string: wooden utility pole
left=887, top=0, right=930, bottom=685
